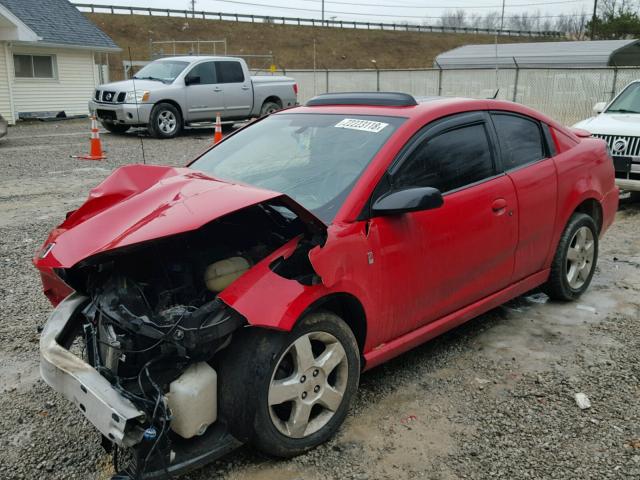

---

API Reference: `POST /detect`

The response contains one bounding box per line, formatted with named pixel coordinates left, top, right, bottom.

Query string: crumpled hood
left=573, top=113, right=640, bottom=136
left=34, top=165, right=325, bottom=269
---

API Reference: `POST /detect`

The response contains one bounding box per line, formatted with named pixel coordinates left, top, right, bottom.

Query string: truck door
left=184, top=61, right=225, bottom=122
left=215, top=60, right=252, bottom=119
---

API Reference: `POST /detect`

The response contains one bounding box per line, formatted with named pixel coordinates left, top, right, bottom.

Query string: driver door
left=367, top=112, right=518, bottom=342
left=184, top=61, right=225, bottom=122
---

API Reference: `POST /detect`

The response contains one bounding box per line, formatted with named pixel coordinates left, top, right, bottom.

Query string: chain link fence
left=282, top=67, right=640, bottom=125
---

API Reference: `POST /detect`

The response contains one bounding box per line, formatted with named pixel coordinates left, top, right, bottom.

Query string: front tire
left=101, top=121, right=130, bottom=134
left=148, top=102, right=182, bottom=139
left=218, top=311, right=360, bottom=458
left=543, top=213, right=598, bottom=301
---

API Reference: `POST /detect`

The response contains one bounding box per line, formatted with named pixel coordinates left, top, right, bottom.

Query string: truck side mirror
left=593, top=102, right=607, bottom=114
left=185, top=76, right=201, bottom=86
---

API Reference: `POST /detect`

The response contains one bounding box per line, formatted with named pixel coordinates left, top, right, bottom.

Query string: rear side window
left=492, top=113, right=545, bottom=168
left=394, top=123, right=494, bottom=193
left=215, top=61, right=245, bottom=83
left=186, top=61, right=217, bottom=85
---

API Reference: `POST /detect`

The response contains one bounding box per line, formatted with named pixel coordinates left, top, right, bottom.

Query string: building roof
left=434, top=40, right=640, bottom=69
left=0, top=0, right=119, bottom=51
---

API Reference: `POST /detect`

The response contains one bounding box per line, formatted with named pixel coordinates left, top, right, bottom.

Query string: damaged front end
left=35, top=166, right=326, bottom=479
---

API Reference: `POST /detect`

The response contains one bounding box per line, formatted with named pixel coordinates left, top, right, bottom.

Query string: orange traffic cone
left=213, top=112, right=223, bottom=144
left=71, top=116, right=106, bottom=160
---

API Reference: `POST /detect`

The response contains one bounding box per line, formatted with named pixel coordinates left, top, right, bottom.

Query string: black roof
left=0, top=0, right=119, bottom=50
left=306, top=92, right=418, bottom=107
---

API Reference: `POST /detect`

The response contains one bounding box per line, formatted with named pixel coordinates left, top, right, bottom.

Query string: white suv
left=574, top=80, right=640, bottom=192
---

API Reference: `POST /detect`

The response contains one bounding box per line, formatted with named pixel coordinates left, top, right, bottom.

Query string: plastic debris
left=576, top=304, right=597, bottom=314
left=574, top=393, right=591, bottom=410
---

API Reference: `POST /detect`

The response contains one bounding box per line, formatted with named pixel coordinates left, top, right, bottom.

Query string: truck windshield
left=190, top=113, right=405, bottom=223
left=607, top=82, right=640, bottom=114
left=133, top=60, right=189, bottom=83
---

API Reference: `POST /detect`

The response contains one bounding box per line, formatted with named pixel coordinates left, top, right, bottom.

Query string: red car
left=35, top=93, right=618, bottom=479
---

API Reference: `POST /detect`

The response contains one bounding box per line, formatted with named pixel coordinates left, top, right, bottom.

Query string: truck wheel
left=218, top=311, right=360, bottom=458
left=101, top=121, right=130, bottom=134
left=148, top=102, right=182, bottom=139
left=543, top=213, right=598, bottom=301
left=260, top=101, right=281, bottom=117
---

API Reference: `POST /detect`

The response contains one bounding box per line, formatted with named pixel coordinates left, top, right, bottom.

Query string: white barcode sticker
left=335, top=118, right=388, bottom=133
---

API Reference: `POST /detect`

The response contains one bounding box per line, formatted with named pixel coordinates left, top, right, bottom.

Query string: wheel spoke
left=567, top=264, right=578, bottom=286
left=315, top=342, right=346, bottom=375
left=567, top=247, right=580, bottom=262
left=292, top=335, right=315, bottom=372
left=287, top=400, right=312, bottom=438
left=317, top=385, right=343, bottom=412
left=575, top=228, right=586, bottom=248
left=268, top=377, right=300, bottom=406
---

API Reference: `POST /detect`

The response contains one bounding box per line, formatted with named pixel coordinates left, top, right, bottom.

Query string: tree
left=439, top=9, right=467, bottom=29
left=587, top=0, right=640, bottom=38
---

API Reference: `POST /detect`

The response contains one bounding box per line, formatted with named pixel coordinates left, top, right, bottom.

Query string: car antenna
left=129, top=47, right=147, bottom=165
left=490, top=89, right=500, bottom=99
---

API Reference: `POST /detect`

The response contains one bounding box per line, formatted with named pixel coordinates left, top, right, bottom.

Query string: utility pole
left=494, top=0, right=506, bottom=91
left=190, top=0, right=196, bottom=18
left=591, top=0, right=598, bottom=40
left=322, top=0, right=325, bottom=25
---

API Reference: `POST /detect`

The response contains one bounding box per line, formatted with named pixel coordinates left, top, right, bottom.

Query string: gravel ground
left=0, top=119, right=638, bottom=480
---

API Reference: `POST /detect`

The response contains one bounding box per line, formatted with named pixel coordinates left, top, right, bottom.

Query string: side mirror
left=593, top=102, right=607, bottom=114
left=185, top=76, right=200, bottom=86
left=372, top=187, right=443, bottom=216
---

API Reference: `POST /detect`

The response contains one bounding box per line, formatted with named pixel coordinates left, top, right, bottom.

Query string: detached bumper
left=39, top=293, right=145, bottom=447
left=88, top=100, right=153, bottom=125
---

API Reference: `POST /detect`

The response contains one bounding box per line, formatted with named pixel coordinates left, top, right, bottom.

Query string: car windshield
left=133, top=60, right=189, bottom=83
left=190, top=113, right=405, bottom=223
left=607, top=82, right=640, bottom=114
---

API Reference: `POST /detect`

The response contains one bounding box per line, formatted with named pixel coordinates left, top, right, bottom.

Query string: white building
left=0, top=0, right=119, bottom=124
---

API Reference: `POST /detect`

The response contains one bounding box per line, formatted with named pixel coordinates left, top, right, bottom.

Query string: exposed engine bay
left=54, top=202, right=320, bottom=478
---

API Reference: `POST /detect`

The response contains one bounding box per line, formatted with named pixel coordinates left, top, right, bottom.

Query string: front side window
left=185, top=62, right=217, bottom=85
left=133, top=60, right=189, bottom=83
left=492, top=113, right=545, bottom=169
left=14, top=54, right=56, bottom=79
left=215, top=61, right=245, bottom=83
left=190, top=113, right=405, bottom=223
left=607, top=82, right=640, bottom=114
left=394, top=123, right=495, bottom=193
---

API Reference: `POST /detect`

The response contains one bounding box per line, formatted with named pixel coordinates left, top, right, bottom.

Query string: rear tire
left=543, top=213, right=598, bottom=301
left=148, top=102, right=182, bottom=139
left=101, top=121, right=130, bottom=134
left=218, top=311, right=360, bottom=458
left=260, top=101, right=281, bottom=117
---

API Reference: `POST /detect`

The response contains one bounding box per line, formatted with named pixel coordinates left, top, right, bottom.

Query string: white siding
left=0, top=42, right=12, bottom=123
left=11, top=46, right=97, bottom=117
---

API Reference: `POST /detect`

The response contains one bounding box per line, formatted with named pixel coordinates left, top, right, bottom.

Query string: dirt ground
left=0, top=119, right=638, bottom=480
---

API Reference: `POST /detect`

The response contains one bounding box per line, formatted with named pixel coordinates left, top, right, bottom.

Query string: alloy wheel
left=157, top=110, right=177, bottom=134
left=566, top=225, right=595, bottom=289
left=268, top=331, right=349, bottom=439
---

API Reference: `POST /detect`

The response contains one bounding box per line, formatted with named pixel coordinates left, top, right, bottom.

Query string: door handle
left=241, top=85, right=250, bottom=90
left=491, top=198, right=508, bottom=214
left=213, top=87, right=222, bottom=92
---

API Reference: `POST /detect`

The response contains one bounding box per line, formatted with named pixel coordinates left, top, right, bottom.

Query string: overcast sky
left=81, top=0, right=597, bottom=25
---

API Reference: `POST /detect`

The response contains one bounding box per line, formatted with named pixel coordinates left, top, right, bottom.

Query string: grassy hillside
left=87, top=13, right=540, bottom=80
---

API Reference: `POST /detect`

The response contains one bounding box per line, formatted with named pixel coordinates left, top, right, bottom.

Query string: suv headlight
left=125, top=90, right=150, bottom=103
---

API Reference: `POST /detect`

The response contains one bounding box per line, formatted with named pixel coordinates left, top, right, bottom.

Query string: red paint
left=35, top=98, right=618, bottom=371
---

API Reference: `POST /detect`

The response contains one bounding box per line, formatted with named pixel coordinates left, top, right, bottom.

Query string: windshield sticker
left=335, top=118, right=388, bottom=133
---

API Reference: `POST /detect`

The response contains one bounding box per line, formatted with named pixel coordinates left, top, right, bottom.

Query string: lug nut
left=300, top=375, right=306, bottom=383
left=313, top=369, right=319, bottom=377
left=314, top=385, right=320, bottom=393
left=301, top=392, right=307, bottom=399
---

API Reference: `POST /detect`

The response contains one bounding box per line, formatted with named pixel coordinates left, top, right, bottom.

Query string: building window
left=14, top=54, right=56, bottom=79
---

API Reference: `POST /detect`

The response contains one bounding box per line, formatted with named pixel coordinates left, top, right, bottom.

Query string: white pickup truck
left=573, top=80, right=640, bottom=193
left=89, top=56, right=298, bottom=138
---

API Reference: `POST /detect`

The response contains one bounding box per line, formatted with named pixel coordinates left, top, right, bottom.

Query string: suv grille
left=592, top=134, right=640, bottom=157
left=94, top=89, right=100, bottom=101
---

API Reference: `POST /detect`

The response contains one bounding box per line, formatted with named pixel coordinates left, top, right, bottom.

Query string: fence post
left=610, top=66, right=619, bottom=100
left=325, top=69, right=330, bottom=93
left=435, top=60, right=443, bottom=96
left=512, top=57, right=519, bottom=102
